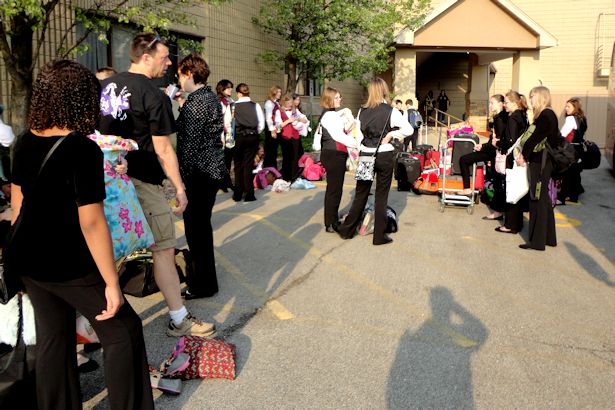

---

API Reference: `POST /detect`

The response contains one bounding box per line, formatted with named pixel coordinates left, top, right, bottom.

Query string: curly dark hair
left=178, top=54, right=210, bottom=85
left=28, top=59, right=101, bottom=134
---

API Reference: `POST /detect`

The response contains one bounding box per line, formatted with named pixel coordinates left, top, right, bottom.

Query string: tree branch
left=30, top=0, right=63, bottom=72
left=0, top=22, right=18, bottom=81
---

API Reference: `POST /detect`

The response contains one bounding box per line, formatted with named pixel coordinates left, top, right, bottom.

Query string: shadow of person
left=387, top=287, right=488, bottom=409
left=565, top=242, right=615, bottom=286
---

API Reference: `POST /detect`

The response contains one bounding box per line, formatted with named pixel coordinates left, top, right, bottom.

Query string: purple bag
left=548, top=178, right=557, bottom=207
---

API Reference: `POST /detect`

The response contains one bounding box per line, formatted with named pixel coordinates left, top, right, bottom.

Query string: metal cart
left=438, top=137, right=478, bottom=214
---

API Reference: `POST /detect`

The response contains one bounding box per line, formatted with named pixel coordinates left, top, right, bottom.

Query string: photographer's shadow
left=387, top=287, right=488, bottom=409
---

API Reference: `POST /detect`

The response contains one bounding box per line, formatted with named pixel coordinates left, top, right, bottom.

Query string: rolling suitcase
left=395, top=153, right=422, bottom=191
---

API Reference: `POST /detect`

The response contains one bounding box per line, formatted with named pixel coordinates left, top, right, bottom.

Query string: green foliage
left=253, top=0, right=430, bottom=91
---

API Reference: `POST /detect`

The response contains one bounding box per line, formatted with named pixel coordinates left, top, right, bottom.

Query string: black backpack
left=547, top=138, right=577, bottom=178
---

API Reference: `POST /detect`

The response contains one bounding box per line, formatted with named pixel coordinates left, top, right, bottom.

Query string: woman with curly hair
left=7, top=59, right=153, bottom=409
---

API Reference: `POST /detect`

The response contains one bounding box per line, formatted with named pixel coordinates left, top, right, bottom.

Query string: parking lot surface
left=84, top=160, right=615, bottom=409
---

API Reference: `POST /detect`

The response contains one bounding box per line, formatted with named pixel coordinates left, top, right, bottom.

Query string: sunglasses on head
left=145, top=34, right=162, bottom=49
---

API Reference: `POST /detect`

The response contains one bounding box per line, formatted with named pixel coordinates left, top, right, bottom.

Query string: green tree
left=253, top=0, right=430, bottom=95
left=0, top=0, right=224, bottom=134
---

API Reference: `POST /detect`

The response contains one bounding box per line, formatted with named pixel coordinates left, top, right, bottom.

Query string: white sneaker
left=166, top=313, right=215, bottom=338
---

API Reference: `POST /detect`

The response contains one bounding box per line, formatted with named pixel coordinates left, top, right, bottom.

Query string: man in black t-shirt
left=99, top=33, right=214, bottom=338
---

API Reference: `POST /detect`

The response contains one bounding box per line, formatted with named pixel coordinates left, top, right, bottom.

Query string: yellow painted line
left=83, top=388, right=109, bottom=409
left=215, top=250, right=294, bottom=321
left=219, top=211, right=477, bottom=348
left=140, top=306, right=168, bottom=327
left=266, top=300, right=295, bottom=320
left=554, top=211, right=581, bottom=228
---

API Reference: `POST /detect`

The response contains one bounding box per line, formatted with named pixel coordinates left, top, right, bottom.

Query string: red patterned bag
left=172, top=336, right=237, bottom=380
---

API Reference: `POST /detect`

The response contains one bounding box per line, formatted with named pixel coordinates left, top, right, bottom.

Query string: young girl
left=276, top=95, right=302, bottom=181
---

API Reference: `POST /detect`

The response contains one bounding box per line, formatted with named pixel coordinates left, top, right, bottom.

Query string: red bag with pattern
left=171, top=336, right=237, bottom=380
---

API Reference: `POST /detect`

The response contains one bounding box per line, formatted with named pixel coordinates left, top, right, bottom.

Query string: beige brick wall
left=425, top=0, right=615, bottom=145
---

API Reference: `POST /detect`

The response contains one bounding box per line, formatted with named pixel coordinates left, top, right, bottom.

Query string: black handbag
left=0, top=136, right=67, bottom=304
left=546, top=138, right=576, bottom=178
left=119, top=249, right=188, bottom=297
left=0, top=295, right=38, bottom=408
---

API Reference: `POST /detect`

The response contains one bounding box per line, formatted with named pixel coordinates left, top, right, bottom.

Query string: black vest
left=234, top=101, right=259, bottom=135
left=319, top=109, right=339, bottom=151
left=358, top=103, right=393, bottom=149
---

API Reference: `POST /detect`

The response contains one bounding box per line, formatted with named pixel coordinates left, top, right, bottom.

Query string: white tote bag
left=505, top=162, right=529, bottom=204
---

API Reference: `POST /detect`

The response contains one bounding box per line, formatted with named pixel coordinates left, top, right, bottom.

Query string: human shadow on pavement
left=387, top=287, right=488, bottom=409
left=565, top=241, right=615, bottom=286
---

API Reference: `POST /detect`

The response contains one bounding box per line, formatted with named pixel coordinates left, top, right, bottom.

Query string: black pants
left=504, top=195, right=526, bottom=232
left=338, top=151, right=395, bottom=244
left=279, top=137, right=300, bottom=182
left=320, top=149, right=348, bottom=227
left=222, top=147, right=235, bottom=189
left=21, top=274, right=153, bottom=410
left=403, top=131, right=418, bottom=152
left=183, top=171, right=219, bottom=296
left=263, top=129, right=279, bottom=169
left=527, top=160, right=557, bottom=249
left=459, top=150, right=492, bottom=189
left=233, top=133, right=260, bottom=199
left=558, top=162, right=583, bottom=201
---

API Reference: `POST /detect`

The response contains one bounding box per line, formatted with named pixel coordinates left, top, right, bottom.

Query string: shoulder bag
left=355, top=109, right=393, bottom=182
left=0, top=136, right=67, bottom=304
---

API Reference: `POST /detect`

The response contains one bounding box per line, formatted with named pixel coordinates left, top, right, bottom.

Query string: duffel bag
left=580, top=140, right=601, bottom=170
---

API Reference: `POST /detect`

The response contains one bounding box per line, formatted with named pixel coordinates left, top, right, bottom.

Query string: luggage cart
left=438, top=137, right=478, bottom=214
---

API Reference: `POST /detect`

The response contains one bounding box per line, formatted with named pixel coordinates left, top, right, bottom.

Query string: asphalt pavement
left=83, top=158, right=615, bottom=409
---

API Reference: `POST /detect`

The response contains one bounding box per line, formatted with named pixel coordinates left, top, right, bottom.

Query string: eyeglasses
left=334, top=95, right=342, bottom=100
left=145, top=34, right=161, bottom=50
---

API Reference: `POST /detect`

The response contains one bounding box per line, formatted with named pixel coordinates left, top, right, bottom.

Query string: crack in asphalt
left=219, top=242, right=344, bottom=338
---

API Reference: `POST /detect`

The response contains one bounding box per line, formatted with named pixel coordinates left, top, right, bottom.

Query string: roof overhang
left=396, top=0, right=557, bottom=50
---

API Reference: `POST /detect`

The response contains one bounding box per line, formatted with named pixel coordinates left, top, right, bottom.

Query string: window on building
left=77, top=21, right=202, bottom=86
left=289, top=63, right=323, bottom=97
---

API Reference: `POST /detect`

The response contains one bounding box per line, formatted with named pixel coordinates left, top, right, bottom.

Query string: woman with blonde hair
left=495, top=90, right=529, bottom=234
left=515, top=86, right=558, bottom=250
left=337, top=78, right=412, bottom=245
left=558, top=97, right=587, bottom=204
left=317, top=87, right=357, bottom=232
left=263, top=85, right=282, bottom=169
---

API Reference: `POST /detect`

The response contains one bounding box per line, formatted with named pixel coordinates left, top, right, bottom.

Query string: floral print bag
left=87, top=133, right=154, bottom=260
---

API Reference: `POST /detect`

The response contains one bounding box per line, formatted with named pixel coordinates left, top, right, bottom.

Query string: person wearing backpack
left=557, top=97, right=587, bottom=204
left=403, top=99, right=422, bottom=150
left=515, top=86, right=559, bottom=251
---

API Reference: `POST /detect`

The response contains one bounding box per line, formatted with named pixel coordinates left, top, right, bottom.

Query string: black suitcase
left=395, top=153, right=422, bottom=191
left=451, top=133, right=479, bottom=174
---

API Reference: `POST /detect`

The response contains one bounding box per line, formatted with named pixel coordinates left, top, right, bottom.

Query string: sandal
left=482, top=214, right=503, bottom=221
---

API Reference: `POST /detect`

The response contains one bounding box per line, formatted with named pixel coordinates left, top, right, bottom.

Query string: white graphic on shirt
left=100, top=83, right=131, bottom=121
